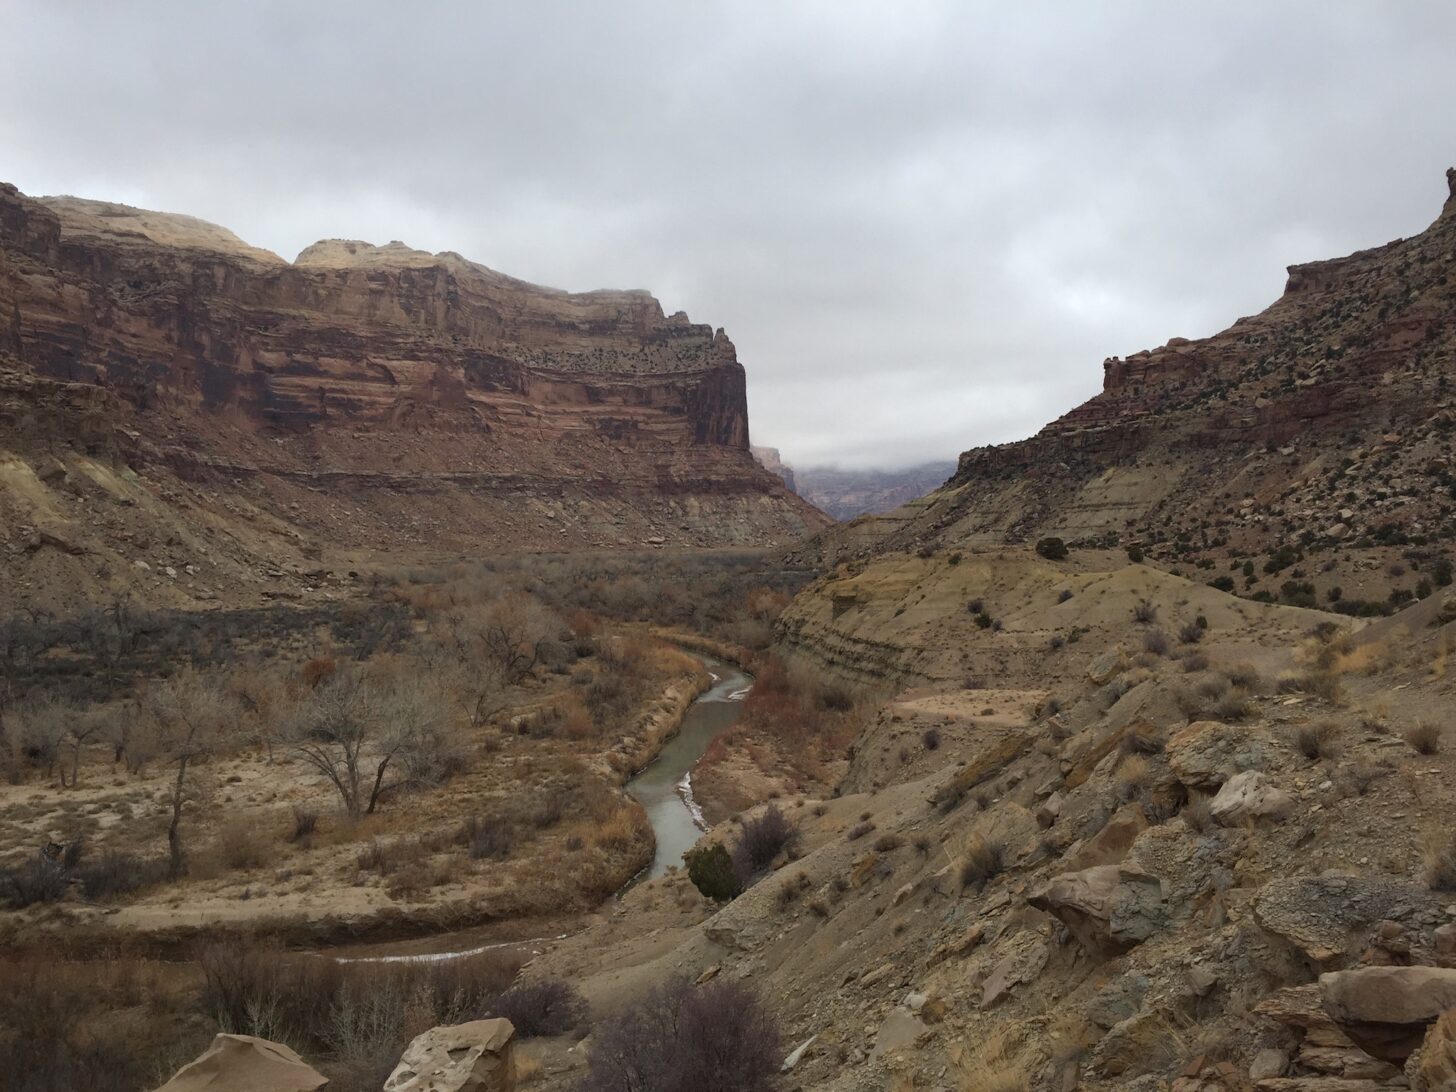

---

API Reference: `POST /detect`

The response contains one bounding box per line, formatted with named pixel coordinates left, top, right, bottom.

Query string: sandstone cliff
left=0, top=184, right=828, bottom=608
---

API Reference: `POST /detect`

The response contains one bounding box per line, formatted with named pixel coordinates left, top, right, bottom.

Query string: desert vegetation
left=0, top=552, right=809, bottom=940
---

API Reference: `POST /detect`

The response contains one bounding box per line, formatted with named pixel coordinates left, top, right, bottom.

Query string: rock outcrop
left=384, top=1018, right=516, bottom=1092
left=153, top=1034, right=328, bottom=1092
left=1319, top=967, right=1456, bottom=1062
left=0, top=183, right=828, bottom=608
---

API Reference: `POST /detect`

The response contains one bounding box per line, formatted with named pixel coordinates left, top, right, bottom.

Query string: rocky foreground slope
left=523, top=547, right=1456, bottom=1091
left=804, top=170, right=1456, bottom=612
left=0, top=184, right=827, bottom=609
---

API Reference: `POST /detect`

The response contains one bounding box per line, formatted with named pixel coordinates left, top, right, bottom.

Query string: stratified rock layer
left=0, top=184, right=828, bottom=606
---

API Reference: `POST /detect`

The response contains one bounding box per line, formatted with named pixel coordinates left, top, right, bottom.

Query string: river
left=331, top=652, right=750, bottom=963
left=624, top=654, right=752, bottom=881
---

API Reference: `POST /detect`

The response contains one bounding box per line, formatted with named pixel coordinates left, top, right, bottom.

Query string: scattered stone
left=1249, top=1047, right=1289, bottom=1080
left=781, top=1035, right=816, bottom=1073
left=1210, top=770, right=1295, bottom=826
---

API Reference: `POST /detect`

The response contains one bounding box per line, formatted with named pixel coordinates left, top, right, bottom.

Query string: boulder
left=1210, top=770, right=1295, bottom=826
left=1166, top=720, right=1272, bottom=791
left=1087, top=649, right=1127, bottom=685
left=1437, top=923, right=1456, bottom=969
left=1028, top=864, right=1166, bottom=958
left=1062, top=804, right=1148, bottom=871
left=1414, top=1008, right=1456, bottom=1090
left=1249, top=1048, right=1289, bottom=1080
left=153, top=1034, right=327, bottom=1092
left=1319, top=966, right=1456, bottom=1062
left=1255, top=875, right=1440, bottom=967
left=384, top=1018, right=516, bottom=1092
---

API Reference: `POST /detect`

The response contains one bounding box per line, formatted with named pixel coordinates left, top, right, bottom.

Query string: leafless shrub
left=1142, top=629, right=1170, bottom=656
left=932, top=783, right=967, bottom=816
left=459, top=816, right=513, bottom=861
left=1212, top=691, right=1252, bottom=723
left=290, top=806, right=319, bottom=843
left=489, top=978, right=587, bottom=1038
left=1178, top=622, right=1205, bottom=645
left=1115, top=754, right=1152, bottom=803
left=75, top=849, right=169, bottom=902
left=1, top=851, right=69, bottom=908
left=1225, top=663, right=1263, bottom=691
left=846, top=821, right=875, bottom=842
left=873, top=833, right=903, bottom=852
left=959, top=834, right=1006, bottom=892
left=1132, top=600, right=1158, bottom=625
left=284, top=664, right=452, bottom=819
left=923, top=727, right=941, bottom=751
left=579, top=977, right=779, bottom=1092
left=733, top=804, right=797, bottom=879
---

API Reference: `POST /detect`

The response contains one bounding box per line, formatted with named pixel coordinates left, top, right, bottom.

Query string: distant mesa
left=0, top=181, right=828, bottom=609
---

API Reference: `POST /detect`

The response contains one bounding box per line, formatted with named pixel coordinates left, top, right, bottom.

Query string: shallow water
left=328, top=653, right=750, bottom=962
left=624, top=655, right=752, bottom=881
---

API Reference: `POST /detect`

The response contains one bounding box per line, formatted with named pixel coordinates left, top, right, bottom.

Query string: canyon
left=0, top=183, right=828, bottom=611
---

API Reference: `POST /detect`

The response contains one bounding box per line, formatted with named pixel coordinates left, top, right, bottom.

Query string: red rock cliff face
left=0, top=184, right=827, bottom=608
left=2, top=186, right=752, bottom=447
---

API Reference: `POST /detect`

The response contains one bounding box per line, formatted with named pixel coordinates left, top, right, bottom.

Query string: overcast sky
left=3, top=3, right=1453, bottom=470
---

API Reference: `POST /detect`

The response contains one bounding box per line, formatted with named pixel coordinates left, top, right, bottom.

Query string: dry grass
left=1426, top=832, right=1456, bottom=892
left=958, top=834, right=1006, bottom=892
left=1290, top=721, right=1341, bottom=762
left=1115, top=753, right=1152, bottom=802
left=1181, top=793, right=1214, bottom=834
left=592, top=806, right=642, bottom=852
left=1404, top=723, right=1442, bottom=755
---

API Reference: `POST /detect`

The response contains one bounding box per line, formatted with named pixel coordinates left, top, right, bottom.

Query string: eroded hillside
left=802, top=171, right=1456, bottom=619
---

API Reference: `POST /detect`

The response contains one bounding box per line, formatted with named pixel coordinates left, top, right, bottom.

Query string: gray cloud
left=3, top=2, right=1453, bottom=469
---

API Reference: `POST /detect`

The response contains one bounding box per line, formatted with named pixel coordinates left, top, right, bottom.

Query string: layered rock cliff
left=0, top=183, right=828, bottom=608
left=804, top=170, right=1456, bottom=601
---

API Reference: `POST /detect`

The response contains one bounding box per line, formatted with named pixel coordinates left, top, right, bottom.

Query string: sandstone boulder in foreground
left=384, top=1017, right=516, bottom=1092
left=152, top=1034, right=327, bottom=1092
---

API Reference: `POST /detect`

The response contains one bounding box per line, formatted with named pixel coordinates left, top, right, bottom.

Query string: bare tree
left=436, top=595, right=558, bottom=686
left=284, top=665, right=451, bottom=818
left=142, top=671, right=238, bottom=878
left=64, top=704, right=109, bottom=787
